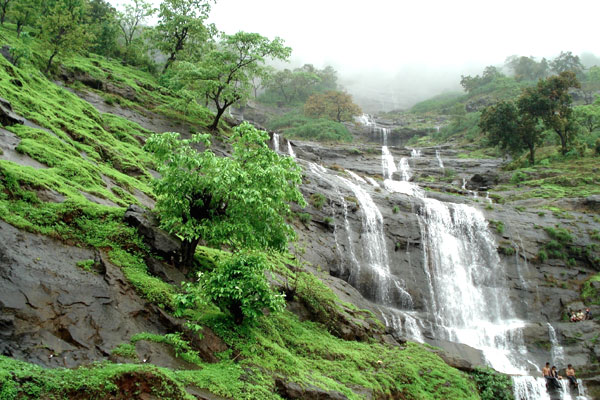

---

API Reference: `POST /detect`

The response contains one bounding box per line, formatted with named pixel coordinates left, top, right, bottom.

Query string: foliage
left=144, top=122, right=305, bottom=267
left=7, top=0, right=39, bottom=37
left=460, top=65, right=504, bottom=93
left=151, top=0, right=214, bottom=72
left=550, top=51, right=584, bottom=75
left=471, top=367, right=514, bottom=400
left=480, top=99, right=543, bottom=164
left=304, top=90, right=361, bottom=122
left=182, top=251, right=285, bottom=325
left=310, top=193, right=327, bottom=209
left=574, top=104, right=600, bottom=134
left=116, top=0, right=154, bottom=48
left=261, top=64, right=338, bottom=106
left=266, top=112, right=353, bottom=142
left=170, top=31, right=291, bottom=130
left=40, top=0, right=95, bottom=74
left=524, top=71, right=581, bottom=155
left=504, top=55, right=549, bottom=81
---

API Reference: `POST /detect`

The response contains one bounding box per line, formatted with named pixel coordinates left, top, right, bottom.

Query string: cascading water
left=272, top=133, right=280, bottom=153
left=411, top=148, right=421, bottom=158
left=435, top=149, right=444, bottom=169
left=355, top=115, right=590, bottom=399
left=287, top=140, right=295, bottom=158
left=548, top=324, right=565, bottom=369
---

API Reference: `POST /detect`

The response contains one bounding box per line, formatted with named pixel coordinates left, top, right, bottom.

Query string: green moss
left=76, top=259, right=95, bottom=272
left=111, top=343, right=138, bottom=360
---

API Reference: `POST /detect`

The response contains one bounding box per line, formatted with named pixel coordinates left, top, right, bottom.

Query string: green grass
left=266, top=112, right=353, bottom=142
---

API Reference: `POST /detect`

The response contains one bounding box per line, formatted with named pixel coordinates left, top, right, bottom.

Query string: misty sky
left=108, top=0, right=600, bottom=110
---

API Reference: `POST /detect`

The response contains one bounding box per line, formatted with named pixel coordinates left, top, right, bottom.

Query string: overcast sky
left=109, top=0, right=600, bottom=110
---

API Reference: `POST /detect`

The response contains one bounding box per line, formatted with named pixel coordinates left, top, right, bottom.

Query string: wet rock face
left=0, top=97, right=25, bottom=126
left=291, top=139, right=600, bottom=373
left=0, top=221, right=174, bottom=367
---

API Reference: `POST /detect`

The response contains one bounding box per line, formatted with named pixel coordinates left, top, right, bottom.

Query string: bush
left=510, top=171, right=528, bottom=184
left=471, top=367, right=514, bottom=400
left=192, top=252, right=285, bottom=325
left=267, top=112, right=353, bottom=142
left=298, top=212, right=311, bottom=224
left=310, top=193, right=327, bottom=209
left=537, top=250, right=548, bottom=262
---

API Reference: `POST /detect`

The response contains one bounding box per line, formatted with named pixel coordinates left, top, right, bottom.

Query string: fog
left=109, top=0, right=600, bottom=111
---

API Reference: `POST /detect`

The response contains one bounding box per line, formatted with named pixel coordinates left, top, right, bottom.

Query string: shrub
left=310, top=193, right=327, bottom=209
left=298, top=213, right=311, bottom=224
left=538, top=250, right=548, bottom=262
left=186, top=252, right=285, bottom=325
left=471, top=367, right=514, bottom=400
left=392, top=206, right=399, bottom=214
left=510, top=171, right=528, bottom=184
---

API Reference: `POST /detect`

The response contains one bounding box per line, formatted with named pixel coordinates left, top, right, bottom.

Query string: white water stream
left=353, top=115, right=589, bottom=399
left=272, top=133, right=280, bottom=153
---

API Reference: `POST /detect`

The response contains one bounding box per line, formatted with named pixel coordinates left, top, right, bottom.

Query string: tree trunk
left=528, top=144, right=535, bottom=165
left=210, top=107, right=227, bottom=130
left=16, top=23, right=22, bottom=37
left=44, top=51, right=58, bottom=75
left=162, top=53, right=176, bottom=74
left=178, top=238, right=200, bottom=272
left=557, top=129, right=568, bottom=155
left=229, top=302, right=244, bottom=325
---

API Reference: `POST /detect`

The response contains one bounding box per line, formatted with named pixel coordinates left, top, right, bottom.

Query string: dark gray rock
left=275, top=378, right=348, bottom=400
left=123, top=204, right=181, bottom=262
left=0, top=97, right=25, bottom=126
left=466, top=172, right=499, bottom=191
left=0, top=46, right=15, bottom=65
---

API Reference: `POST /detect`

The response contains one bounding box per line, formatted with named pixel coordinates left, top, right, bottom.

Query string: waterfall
left=398, top=158, right=411, bottom=181
left=365, top=177, right=380, bottom=188
left=411, top=148, right=421, bottom=158
left=436, top=149, right=444, bottom=169
left=547, top=324, right=565, bottom=367
left=272, top=133, right=280, bottom=153
left=338, top=176, right=412, bottom=308
left=346, top=170, right=367, bottom=185
left=381, top=145, right=397, bottom=179
left=287, top=140, right=296, bottom=158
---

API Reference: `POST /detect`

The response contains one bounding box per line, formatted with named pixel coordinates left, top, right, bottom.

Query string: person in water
left=543, top=363, right=562, bottom=390
left=566, top=364, right=578, bottom=387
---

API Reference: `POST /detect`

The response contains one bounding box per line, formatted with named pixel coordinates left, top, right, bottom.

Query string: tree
left=8, top=0, right=40, bottom=37
left=86, top=0, right=120, bottom=57
left=304, top=90, right=361, bottom=122
left=143, top=122, right=305, bottom=269
left=525, top=71, right=581, bottom=155
left=0, top=0, right=11, bottom=25
left=550, top=51, right=584, bottom=75
left=480, top=100, right=543, bottom=164
left=40, top=0, right=94, bottom=74
left=151, top=0, right=214, bottom=73
left=574, top=105, right=600, bottom=134
left=460, top=66, right=504, bottom=93
left=117, top=0, right=154, bottom=49
left=171, top=31, right=291, bottom=130
left=192, top=252, right=285, bottom=324
left=505, top=55, right=548, bottom=81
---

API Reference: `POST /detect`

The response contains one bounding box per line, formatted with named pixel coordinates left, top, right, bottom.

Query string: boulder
left=466, top=172, right=499, bottom=190
left=0, top=46, right=15, bottom=65
left=0, top=97, right=25, bottom=126
left=123, top=205, right=181, bottom=262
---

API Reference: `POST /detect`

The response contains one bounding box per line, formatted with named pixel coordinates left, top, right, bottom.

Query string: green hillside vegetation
left=0, top=3, right=492, bottom=399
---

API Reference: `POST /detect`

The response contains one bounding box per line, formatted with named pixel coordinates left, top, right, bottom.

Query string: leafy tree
left=171, top=32, right=291, bottom=130
left=189, top=251, right=285, bottom=324
left=449, top=103, right=467, bottom=125
left=460, top=65, right=504, bottom=93
left=262, top=65, right=338, bottom=105
left=550, top=51, right=584, bottom=75
left=143, top=122, right=305, bottom=269
left=0, top=0, right=11, bottom=25
left=505, top=55, right=548, bottom=81
left=480, top=100, right=543, bottom=164
left=525, top=71, right=581, bottom=155
left=304, top=90, right=361, bottom=122
left=117, top=0, right=154, bottom=49
left=40, top=0, right=94, bottom=74
left=575, top=105, right=600, bottom=134
left=152, top=0, right=214, bottom=73
left=8, top=0, right=40, bottom=37
left=86, top=0, right=120, bottom=57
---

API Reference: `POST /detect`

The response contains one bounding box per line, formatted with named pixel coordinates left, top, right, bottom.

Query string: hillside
left=0, top=24, right=493, bottom=400
left=1, top=5, right=600, bottom=400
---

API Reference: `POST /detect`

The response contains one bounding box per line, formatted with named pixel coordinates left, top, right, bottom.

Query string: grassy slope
left=0, top=26, right=487, bottom=399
